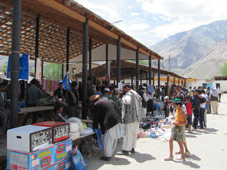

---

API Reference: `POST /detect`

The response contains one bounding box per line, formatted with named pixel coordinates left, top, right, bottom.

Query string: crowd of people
left=0, top=76, right=223, bottom=162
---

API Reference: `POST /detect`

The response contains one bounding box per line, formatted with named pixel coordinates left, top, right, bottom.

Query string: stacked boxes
left=7, top=122, right=72, bottom=170
left=33, top=121, right=69, bottom=143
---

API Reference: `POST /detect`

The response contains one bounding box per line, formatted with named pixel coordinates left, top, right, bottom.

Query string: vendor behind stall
left=54, top=82, right=67, bottom=107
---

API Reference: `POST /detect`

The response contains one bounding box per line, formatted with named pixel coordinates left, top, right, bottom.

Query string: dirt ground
left=86, top=94, right=227, bottom=170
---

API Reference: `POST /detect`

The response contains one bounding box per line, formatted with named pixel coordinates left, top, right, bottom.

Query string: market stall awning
left=0, top=0, right=162, bottom=63
left=75, top=60, right=186, bottom=80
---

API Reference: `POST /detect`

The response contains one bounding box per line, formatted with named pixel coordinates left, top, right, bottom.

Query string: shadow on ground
left=174, top=157, right=201, bottom=169
left=129, top=152, right=156, bottom=163
left=86, top=155, right=131, bottom=170
left=196, top=128, right=218, bottom=134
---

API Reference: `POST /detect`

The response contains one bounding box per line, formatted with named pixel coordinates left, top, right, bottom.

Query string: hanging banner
left=7, top=54, right=30, bottom=80
left=63, top=71, right=71, bottom=90
left=35, top=58, right=42, bottom=81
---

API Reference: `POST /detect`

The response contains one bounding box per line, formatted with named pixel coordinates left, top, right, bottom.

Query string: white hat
left=142, top=86, right=146, bottom=89
left=104, top=88, right=110, bottom=92
left=164, top=96, right=169, bottom=100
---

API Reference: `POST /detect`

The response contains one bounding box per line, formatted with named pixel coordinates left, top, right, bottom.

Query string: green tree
left=2, top=64, right=7, bottom=74
left=220, top=61, right=227, bottom=76
left=44, top=63, right=62, bottom=81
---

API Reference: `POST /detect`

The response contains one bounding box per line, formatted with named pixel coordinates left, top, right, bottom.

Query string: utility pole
left=169, top=55, right=170, bottom=71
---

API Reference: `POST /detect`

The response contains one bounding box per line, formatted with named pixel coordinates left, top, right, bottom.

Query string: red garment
left=186, top=101, right=192, bottom=115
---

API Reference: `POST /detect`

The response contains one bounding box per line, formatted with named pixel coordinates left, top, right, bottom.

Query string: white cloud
left=76, top=0, right=121, bottom=22
left=130, top=12, right=140, bottom=16
left=139, top=0, right=227, bottom=42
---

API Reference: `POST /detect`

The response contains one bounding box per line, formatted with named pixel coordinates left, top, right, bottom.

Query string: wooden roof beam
left=37, top=0, right=86, bottom=22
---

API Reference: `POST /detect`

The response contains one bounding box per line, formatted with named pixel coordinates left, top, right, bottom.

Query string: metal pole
left=146, top=72, right=148, bottom=84
left=10, top=0, right=21, bottom=128
left=62, top=63, right=64, bottom=80
left=131, top=76, right=133, bottom=86
left=158, top=60, right=161, bottom=98
left=41, top=60, right=43, bottom=81
left=105, top=44, right=108, bottom=76
left=136, top=47, right=139, bottom=92
left=174, top=77, right=176, bottom=85
left=82, top=18, right=88, bottom=119
left=149, top=54, right=152, bottom=85
left=169, top=55, right=170, bottom=71
left=89, top=37, right=92, bottom=78
left=66, top=27, right=70, bottom=72
left=167, top=75, right=170, bottom=96
left=117, top=36, right=121, bottom=85
left=34, top=14, right=40, bottom=77
left=153, top=72, right=155, bottom=87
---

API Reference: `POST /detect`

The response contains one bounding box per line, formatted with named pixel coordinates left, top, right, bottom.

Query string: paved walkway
left=86, top=94, right=227, bottom=170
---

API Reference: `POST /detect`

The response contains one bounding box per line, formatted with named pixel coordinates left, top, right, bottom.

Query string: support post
left=66, top=27, right=70, bottom=72
left=174, top=77, right=176, bottom=85
left=131, top=76, right=133, bottom=86
left=158, top=60, right=161, bottom=98
left=10, top=0, right=22, bottom=128
left=34, top=14, right=40, bottom=76
left=82, top=18, right=88, bottom=119
left=117, top=36, right=121, bottom=85
left=167, top=75, right=170, bottom=96
left=153, top=72, right=155, bottom=87
left=149, top=54, right=152, bottom=85
left=62, top=63, right=64, bottom=80
left=105, top=44, right=108, bottom=76
left=41, top=60, right=44, bottom=81
left=136, top=47, right=139, bottom=92
left=89, top=37, right=92, bottom=77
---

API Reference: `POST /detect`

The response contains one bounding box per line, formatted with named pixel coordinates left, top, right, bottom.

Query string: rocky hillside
left=151, top=20, right=227, bottom=69
left=183, top=38, right=227, bottom=79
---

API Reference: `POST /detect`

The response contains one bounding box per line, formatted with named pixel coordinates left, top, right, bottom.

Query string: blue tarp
left=7, top=54, right=29, bottom=80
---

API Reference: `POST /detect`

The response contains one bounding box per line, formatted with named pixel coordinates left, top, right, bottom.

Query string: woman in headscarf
left=209, top=86, right=219, bottom=114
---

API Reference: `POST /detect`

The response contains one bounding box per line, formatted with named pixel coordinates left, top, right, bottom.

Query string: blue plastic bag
left=94, top=129, right=104, bottom=150
left=72, top=149, right=87, bottom=170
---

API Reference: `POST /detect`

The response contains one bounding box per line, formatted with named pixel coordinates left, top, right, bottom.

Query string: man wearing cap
left=165, top=98, right=187, bottom=161
left=101, top=88, right=110, bottom=99
left=117, top=85, right=142, bottom=155
left=0, top=82, right=9, bottom=134
left=90, top=94, right=122, bottom=161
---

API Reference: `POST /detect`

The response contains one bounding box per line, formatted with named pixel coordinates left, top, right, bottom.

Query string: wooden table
left=19, top=106, right=54, bottom=125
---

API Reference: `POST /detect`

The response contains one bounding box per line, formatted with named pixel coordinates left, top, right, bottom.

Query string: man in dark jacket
left=191, top=90, right=205, bottom=129
left=0, top=81, right=9, bottom=134
left=90, top=94, right=122, bottom=161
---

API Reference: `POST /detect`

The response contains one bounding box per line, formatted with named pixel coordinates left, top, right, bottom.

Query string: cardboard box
left=43, top=157, right=71, bottom=170
left=33, top=121, right=69, bottom=143
left=54, top=139, right=72, bottom=163
left=7, top=125, right=51, bottom=153
left=7, top=145, right=55, bottom=170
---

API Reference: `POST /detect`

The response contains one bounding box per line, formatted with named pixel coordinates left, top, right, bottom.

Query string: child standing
left=185, top=96, right=193, bottom=133
left=165, top=98, right=187, bottom=161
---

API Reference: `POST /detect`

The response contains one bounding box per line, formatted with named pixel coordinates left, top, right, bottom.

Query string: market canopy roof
left=0, top=0, right=163, bottom=63
left=75, top=60, right=186, bottom=80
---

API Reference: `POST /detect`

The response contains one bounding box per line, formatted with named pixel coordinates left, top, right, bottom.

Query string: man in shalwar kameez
left=117, top=85, right=142, bottom=155
left=90, top=94, right=122, bottom=161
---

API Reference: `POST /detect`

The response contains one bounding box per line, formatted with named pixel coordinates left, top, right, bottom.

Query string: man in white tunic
left=117, top=85, right=142, bottom=155
left=90, top=95, right=122, bottom=161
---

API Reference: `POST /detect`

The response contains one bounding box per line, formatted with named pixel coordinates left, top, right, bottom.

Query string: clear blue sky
left=75, top=0, right=227, bottom=46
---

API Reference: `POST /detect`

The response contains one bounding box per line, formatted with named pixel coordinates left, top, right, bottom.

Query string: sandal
left=185, top=152, right=190, bottom=157
left=164, top=157, right=173, bottom=161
